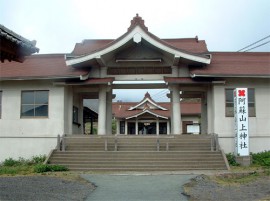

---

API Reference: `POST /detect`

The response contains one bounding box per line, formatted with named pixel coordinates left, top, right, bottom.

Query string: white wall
left=0, top=80, right=66, bottom=161
left=0, top=137, right=57, bottom=162
left=212, top=78, right=270, bottom=153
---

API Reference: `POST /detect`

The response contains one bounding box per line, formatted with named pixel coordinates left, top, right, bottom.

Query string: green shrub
left=34, top=164, right=50, bottom=173
left=2, top=156, right=46, bottom=167
left=34, top=164, right=68, bottom=173
left=251, top=151, right=270, bottom=167
left=49, top=165, right=69, bottom=172
left=3, top=158, right=21, bottom=166
left=31, top=155, right=46, bottom=164
left=226, top=153, right=240, bottom=166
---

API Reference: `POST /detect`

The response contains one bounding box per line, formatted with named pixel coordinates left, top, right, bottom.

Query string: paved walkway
left=82, top=174, right=196, bottom=201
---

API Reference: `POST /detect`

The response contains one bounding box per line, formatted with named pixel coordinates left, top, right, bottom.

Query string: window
left=225, top=88, right=255, bottom=117
left=21, top=91, right=49, bottom=117
left=0, top=91, right=2, bottom=118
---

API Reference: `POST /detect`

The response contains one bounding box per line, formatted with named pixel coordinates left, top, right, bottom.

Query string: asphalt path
left=82, top=174, right=196, bottom=201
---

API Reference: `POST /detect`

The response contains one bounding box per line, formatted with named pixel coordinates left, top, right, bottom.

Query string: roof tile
left=0, top=54, right=88, bottom=79
left=190, top=52, right=270, bottom=76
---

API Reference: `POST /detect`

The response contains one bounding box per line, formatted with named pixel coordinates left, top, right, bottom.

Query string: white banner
left=234, top=88, right=249, bottom=156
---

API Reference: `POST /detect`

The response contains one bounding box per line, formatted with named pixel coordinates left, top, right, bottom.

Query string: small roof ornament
left=128, top=13, right=148, bottom=32
left=145, top=92, right=151, bottom=98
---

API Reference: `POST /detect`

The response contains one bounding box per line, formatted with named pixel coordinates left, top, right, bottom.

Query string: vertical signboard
left=234, top=88, right=249, bottom=156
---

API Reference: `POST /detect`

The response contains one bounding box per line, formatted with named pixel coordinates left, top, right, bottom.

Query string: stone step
left=54, top=164, right=226, bottom=171
left=50, top=160, right=225, bottom=166
left=48, top=135, right=227, bottom=171
left=53, top=150, right=220, bottom=156
left=65, top=144, right=212, bottom=151
left=49, top=155, right=224, bottom=160
left=50, top=154, right=223, bottom=159
left=69, top=167, right=226, bottom=171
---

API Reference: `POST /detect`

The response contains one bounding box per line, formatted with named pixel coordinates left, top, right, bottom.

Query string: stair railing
left=57, top=134, right=66, bottom=152
left=114, top=138, right=118, bottom=151
left=156, top=139, right=160, bottom=151
left=210, top=133, right=220, bottom=151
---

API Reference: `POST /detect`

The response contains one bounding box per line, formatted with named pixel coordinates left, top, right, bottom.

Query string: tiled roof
left=0, top=24, right=39, bottom=62
left=190, top=52, right=270, bottom=77
left=71, top=39, right=113, bottom=56
left=113, top=102, right=201, bottom=119
left=163, top=38, right=208, bottom=54
left=0, top=54, right=89, bottom=80
left=69, top=14, right=209, bottom=57
left=70, top=38, right=208, bottom=56
left=128, top=92, right=168, bottom=111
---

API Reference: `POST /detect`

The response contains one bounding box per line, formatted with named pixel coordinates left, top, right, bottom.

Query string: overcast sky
left=1, top=0, right=270, bottom=103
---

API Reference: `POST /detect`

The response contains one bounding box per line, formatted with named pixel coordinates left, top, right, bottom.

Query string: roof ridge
left=127, top=14, right=148, bottom=32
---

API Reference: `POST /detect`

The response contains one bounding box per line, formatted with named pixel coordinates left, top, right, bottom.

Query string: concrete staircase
left=47, top=135, right=229, bottom=171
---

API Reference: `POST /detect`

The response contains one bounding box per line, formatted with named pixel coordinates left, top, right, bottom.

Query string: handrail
left=104, top=138, right=108, bottom=151
left=59, top=135, right=180, bottom=152
left=57, top=135, right=61, bottom=151
left=210, top=133, right=220, bottom=151
left=56, top=134, right=66, bottom=152
left=215, top=134, right=220, bottom=151
left=114, top=138, right=118, bottom=151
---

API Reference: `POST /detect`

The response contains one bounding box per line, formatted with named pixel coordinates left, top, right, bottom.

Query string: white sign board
left=187, top=124, right=200, bottom=134
left=234, top=88, right=249, bottom=156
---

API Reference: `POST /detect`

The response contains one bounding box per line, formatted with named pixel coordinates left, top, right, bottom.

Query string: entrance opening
left=80, top=83, right=205, bottom=135
left=138, top=122, right=156, bottom=135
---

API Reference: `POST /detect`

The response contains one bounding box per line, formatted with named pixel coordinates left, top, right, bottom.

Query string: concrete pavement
left=82, top=174, right=197, bottom=201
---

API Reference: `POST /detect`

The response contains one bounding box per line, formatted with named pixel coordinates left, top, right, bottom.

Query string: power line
left=151, top=89, right=168, bottom=98
left=244, top=40, right=270, bottom=52
left=237, top=35, right=270, bottom=52
left=155, top=91, right=170, bottom=101
left=154, top=90, right=168, bottom=98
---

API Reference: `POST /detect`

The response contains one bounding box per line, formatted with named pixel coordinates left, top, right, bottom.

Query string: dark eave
left=0, top=24, right=39, bottom=63
left=64, top=77, right=115, bottom=85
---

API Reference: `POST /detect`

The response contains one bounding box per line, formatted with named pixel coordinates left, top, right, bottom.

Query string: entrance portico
left=65, top=14, right=211, bottom=135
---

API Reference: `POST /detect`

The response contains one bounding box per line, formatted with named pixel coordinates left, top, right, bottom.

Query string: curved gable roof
left=126, top=109, right=168, bottom=120
left=66, top=14, right=211, bottom=66
left=71, top=38, right=208, bottom=56
left=128, top=92, right=168, bottom=111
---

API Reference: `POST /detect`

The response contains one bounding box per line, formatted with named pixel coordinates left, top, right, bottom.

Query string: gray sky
left=1, top=0, right=270, bottom=102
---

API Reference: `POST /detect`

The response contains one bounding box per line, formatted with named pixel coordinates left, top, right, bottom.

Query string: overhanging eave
left=66, top=26, right=211, bottom=66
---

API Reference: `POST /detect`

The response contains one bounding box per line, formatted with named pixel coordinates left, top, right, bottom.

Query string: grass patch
left=0, top=155, right=68, bottom=176
left=217, top=151, right=270, bottom=186
left=214, top=171, right=260, bottom=185
left=0, top=165, right=34, bottom=175
left=34, top=164, right=68, bottom=173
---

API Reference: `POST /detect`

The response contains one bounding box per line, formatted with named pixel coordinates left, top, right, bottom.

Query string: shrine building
left=0, top=14, right=269, bottom=162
